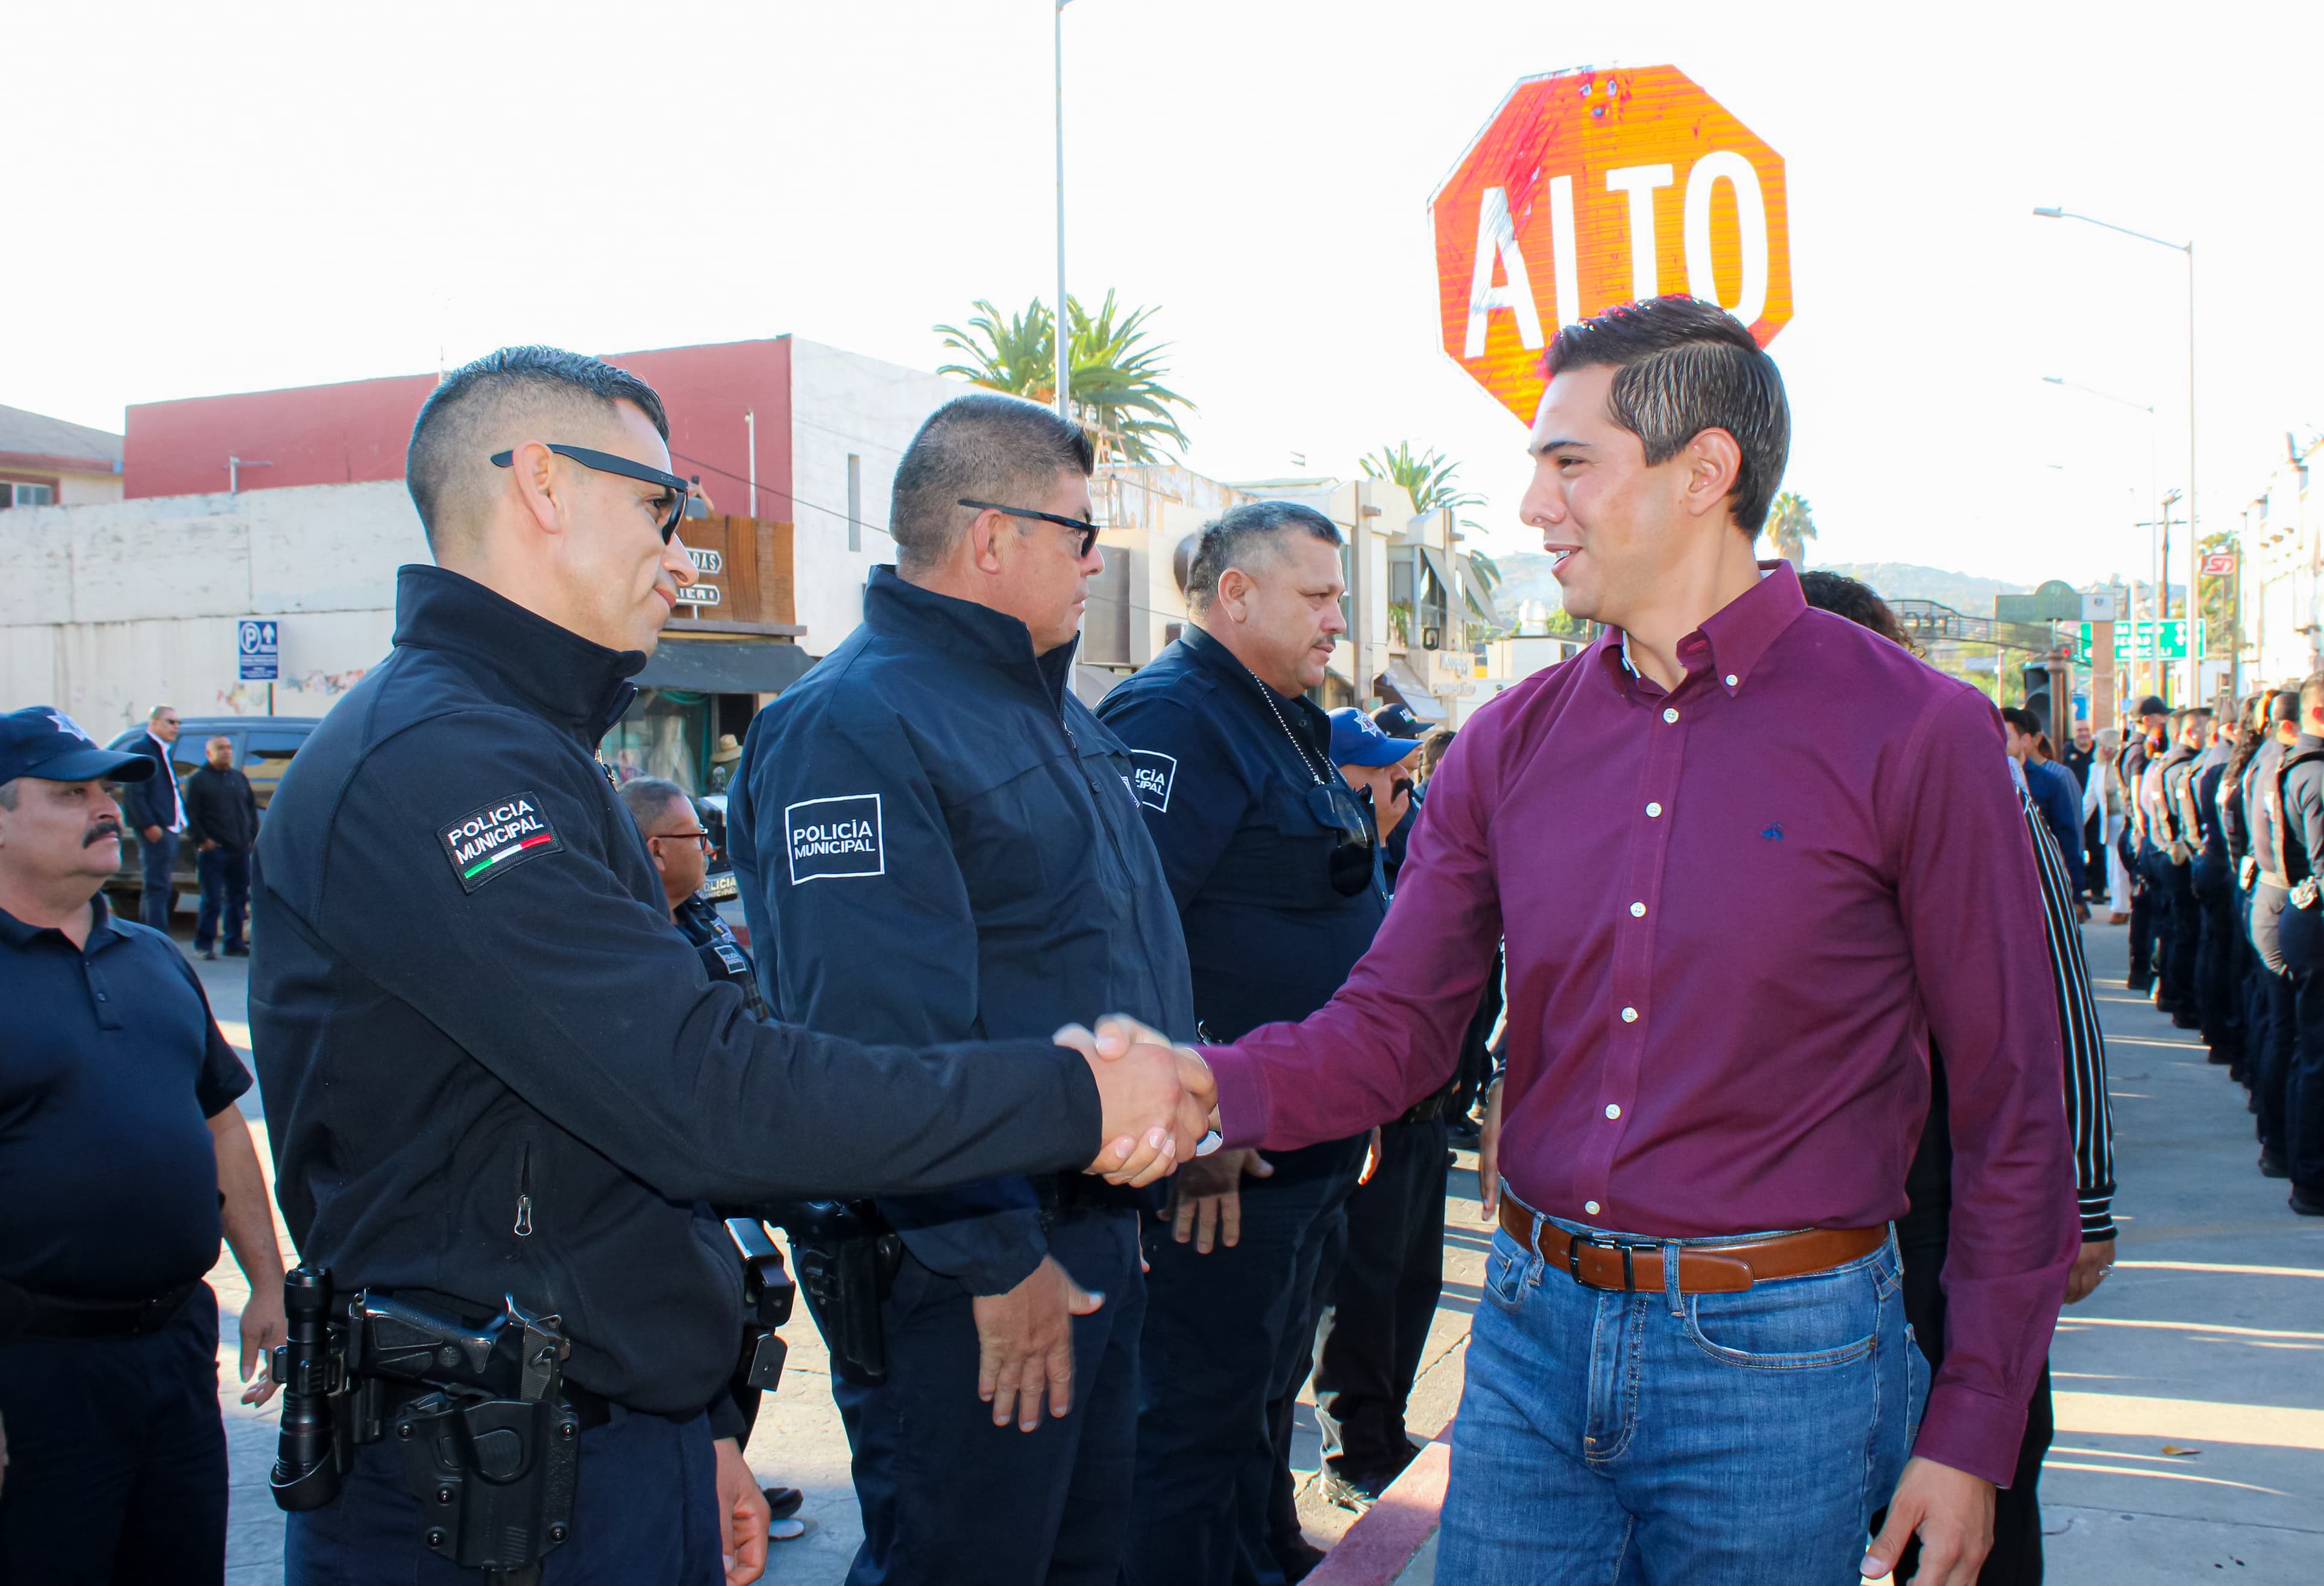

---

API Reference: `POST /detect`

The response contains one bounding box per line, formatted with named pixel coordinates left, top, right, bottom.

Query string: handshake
left=1053, top=1017, right=1220, bottom=1188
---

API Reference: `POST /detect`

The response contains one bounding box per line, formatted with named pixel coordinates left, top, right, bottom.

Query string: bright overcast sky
left=11, top=1, right=2322, bottom=588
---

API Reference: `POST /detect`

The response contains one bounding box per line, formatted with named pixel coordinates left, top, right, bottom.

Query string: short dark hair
left=617, top=775, right=692, bottom=832
left=1185, top=501, right=1343, bottom=609
left=889, top=393, right=1094, bottom=571
left=2271, top=689, right=2302, bottom=724
left=1797, top=570, right=1914, bottom=651
left=2301, top=674, right=2324, bottom=719
left=1544, top=295, right=1791, bottom=535
left=406, top=346, right=670, bottom=548
left=2000, top=706, right=2043, bottom=737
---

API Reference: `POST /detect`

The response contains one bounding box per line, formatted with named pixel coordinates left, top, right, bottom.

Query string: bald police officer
left=252, top=347, right=1212, bottom=1584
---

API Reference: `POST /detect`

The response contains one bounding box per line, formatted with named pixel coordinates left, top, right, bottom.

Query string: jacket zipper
left=514, top=1144, right=535, bottom=1238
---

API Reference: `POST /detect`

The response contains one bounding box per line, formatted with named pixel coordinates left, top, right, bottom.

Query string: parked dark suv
left=103, top=716, right=321, bottom=913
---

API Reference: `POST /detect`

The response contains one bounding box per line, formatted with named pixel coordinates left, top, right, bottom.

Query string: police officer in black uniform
left=1095, top=501, right=1389, bottom=1586
left=620, top=777, right=768, bottom=1020
left=2122, top=696, right=2169, bottom=991
left=251, top=349, right=1210, bottom=1585
left=2273, top=674, right=2324, bottom=1217
left=2149, top=709, right=2206, bottom=1023
left=2246, top=692, right=2302, bottom=1177
left=727, top=393, right=1196, bottom=1586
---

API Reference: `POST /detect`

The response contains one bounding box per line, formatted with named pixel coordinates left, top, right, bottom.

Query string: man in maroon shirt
left=1109, top=298, right=2076, bottom=1585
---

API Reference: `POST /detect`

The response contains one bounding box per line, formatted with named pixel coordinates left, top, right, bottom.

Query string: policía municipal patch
left=438, top=792, right=564, bottom=893
left=785, top=793, right=884, bottom=883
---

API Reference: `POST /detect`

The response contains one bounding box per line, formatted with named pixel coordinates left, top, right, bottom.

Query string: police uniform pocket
left=1683, top=1257, right=1882, bottom=1370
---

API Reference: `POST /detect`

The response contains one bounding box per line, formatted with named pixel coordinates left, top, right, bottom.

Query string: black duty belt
left=0, top=1277, right=199, bottom=1343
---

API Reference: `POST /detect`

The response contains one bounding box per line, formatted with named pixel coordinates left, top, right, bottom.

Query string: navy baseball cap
left=0, top=707, right=157, bottom=785
left=1329, top=707, right=1423, bottom=768
left=1371, top=703, right=1427, bottom=740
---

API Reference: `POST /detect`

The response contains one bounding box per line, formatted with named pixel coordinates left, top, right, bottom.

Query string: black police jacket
left=252, top=566, right=1110, bottom=1417
left=727, top=568, right=1196, bottom=1297
left=1094, top=626, right=1389, bottom=1047
left=2276, top=734, right=2324, bottom=886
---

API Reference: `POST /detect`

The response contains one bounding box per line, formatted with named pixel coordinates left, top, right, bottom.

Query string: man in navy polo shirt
left=0, top=706, right=286, bottom=1585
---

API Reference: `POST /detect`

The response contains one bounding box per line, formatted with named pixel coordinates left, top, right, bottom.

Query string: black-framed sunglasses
left=1308, top=783, right=1378, bottom=898
left=492, top=444, right=692, bottom=543
left=957, top=498, right=1102, bottom=557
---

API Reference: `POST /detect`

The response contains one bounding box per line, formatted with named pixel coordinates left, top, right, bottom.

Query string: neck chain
left=1238, top=662, right=1328, bottom=788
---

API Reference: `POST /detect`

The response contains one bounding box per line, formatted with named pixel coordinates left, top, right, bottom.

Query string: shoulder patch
left=787, top=793, right=885, bottom=883
left=1128, top=750, right=1178, bottom=812
left=439, top=792, right=564, bottom=892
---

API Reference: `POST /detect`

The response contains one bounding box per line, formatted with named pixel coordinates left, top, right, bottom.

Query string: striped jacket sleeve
left=2021, top=789, right=2117, bottom=1238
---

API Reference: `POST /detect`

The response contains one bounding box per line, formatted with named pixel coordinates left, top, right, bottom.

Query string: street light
left=1054, top=0, right=1072, bottom=422
left=2033, top=205, right=2200, bottom=697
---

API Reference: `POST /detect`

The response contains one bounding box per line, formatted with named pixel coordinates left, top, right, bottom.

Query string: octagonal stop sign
left=1432, top=65, right=1792, bottom=425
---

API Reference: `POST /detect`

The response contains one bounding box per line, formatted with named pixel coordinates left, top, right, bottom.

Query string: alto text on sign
left=1432, top=65, right=1792, bottom=425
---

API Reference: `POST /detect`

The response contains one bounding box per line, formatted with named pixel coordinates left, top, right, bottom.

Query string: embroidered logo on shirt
left=787, top=794, right=885, bottom=883
left=1128, top=750, right=1178, bottom=812
left=439, top=793, right=564, bottom=893
left=1760, top=822, right=1785, bottom=842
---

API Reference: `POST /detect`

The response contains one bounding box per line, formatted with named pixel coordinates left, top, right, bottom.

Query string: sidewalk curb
left=1304, top=1435, right=1451, bottom=1586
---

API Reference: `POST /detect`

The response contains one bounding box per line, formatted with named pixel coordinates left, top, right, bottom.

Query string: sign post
left=1433, top=65, right=1792, bottom=425
left=238, top=619, right=279, bottom=715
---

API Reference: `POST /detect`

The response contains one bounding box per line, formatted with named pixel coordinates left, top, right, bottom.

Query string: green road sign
left=2076, top=619, right=2187, bottom=663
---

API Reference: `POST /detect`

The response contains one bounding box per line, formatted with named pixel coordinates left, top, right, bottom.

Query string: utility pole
left=1053, top=0, right=1072, bottom=423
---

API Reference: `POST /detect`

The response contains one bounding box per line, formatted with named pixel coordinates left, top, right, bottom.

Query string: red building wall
left=123, top=338, right=795, bottom=524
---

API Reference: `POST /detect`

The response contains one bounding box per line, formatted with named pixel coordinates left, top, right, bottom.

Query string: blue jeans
left=1438, top=1218, right=1924, bottom=1586
left=195, top=847, right=250, bottom=951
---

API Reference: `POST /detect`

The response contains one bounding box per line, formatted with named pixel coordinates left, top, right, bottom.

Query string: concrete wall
left=0, top=480, right=421, bottom=733
left=786, top=341, right=967, bottom=652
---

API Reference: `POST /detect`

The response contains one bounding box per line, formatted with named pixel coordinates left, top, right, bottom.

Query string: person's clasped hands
left=1053, top=1016, right=1219, bottom=1186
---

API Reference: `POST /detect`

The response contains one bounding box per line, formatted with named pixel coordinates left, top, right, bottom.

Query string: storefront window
left=602, top=689, right=711, bottom=793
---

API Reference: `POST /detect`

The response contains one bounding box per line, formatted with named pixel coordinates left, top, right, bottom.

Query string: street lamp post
left=2034, top=206, right=2198, bottom=700
left=1054, top=0, right=1072, bottom=423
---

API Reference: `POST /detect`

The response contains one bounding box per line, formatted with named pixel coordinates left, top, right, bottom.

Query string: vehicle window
left=243, top=730, right=307, bottom=805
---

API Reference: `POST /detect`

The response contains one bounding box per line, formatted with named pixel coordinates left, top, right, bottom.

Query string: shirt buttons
left=1645, top=801, right=1663, bottom=818
left=1620, top=1006, right=1638, bottom=1023
left=1584, top=1200, right=1601, bottom=1215
left=1662, top=707, right=1680, bottom=724
left=1605, top=1103, right=1622, bottom=1120
left=1724, top=673, right=1739, bottom=688
left=1628, top=901, right=1646, bottom=918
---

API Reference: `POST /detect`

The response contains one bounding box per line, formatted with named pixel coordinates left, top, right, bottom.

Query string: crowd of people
left=0, top=295, right=2173, bottom=1586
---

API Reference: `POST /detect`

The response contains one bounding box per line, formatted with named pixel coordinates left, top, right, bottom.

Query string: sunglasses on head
left=958, top=498, right=1102, bottom=558
left=492, top=444, right=692, bottom=543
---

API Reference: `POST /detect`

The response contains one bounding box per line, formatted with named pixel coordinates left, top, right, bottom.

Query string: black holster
left=774, top=1200, right=903, bottom=1386
left=268, top=1266, right=580, bottom=1585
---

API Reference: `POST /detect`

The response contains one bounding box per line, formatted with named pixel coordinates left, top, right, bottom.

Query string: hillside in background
left=1487, top=553, right=2029, bottom=621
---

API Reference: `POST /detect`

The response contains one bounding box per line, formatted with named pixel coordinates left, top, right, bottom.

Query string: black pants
left=137, top=829, right=178, bottom=933
left=1311, top=1114, right=1449, bottom=1483
left=835, top=1206, right=1145, bottom=1586
left=2161, top=857, right=2201, bottom=1017
left=2276, top=901, right=2324, bottom=1199
left=0, top=1284, right=227, bottom=1586
left=195, top=847, right=250, bottom=951
left=2251, top=886, right=2296, bottom=1155
left=2193, top=857, right=2240, bottom=1057
left=1892, top=1238, right=2053, bottom=1585
left=1126, top=1138, right=1365, bottom=1586
left=2127, top=843, right=2159, bottom=986
left=2084, top=811, right=2105, bottom=900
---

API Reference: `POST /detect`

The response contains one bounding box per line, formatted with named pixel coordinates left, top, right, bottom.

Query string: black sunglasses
left=1308, top=783, right=1378, bottom=898
left=492, top=444, right=692, bottom=543
left=958, top=498, right=1102, bottom=557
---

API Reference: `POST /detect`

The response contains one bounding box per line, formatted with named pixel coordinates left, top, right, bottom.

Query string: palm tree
left=1360, top=442, right=1484, bottom=521
left=1767, top=491, right=1817, bottom=567
left=935, top=292, right=1195, bottom=464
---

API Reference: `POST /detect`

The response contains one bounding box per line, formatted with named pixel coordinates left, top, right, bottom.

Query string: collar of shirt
left=1178, top=622, right=1336, bottom=775
left=2009, top=757, right=2030, bottom=795
left=1600, top=560, right=1804, bottom=702
left=392, top=565, right=643, bottom=742
left=862, top=566, right=1077, bottom=708
left=0, top=889, right=122, bottom=958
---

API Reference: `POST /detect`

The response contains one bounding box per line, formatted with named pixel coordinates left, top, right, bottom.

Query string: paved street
left=199, top=913, right=2322, bottom=1584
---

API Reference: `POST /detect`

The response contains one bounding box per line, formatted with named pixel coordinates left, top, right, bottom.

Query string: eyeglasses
left=492, top=444, right=693, bottom=543
left=1308, top=783, right=1378, bottom=898
left=651, top=827, right=714, bottom=853
left=957, top=498, right=1102, bottom=558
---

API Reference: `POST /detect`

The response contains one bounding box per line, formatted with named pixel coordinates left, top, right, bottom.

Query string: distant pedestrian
left=2084, top=729, right=2134, bottom=920
left=2123, top=695, right=2171, bottom=989
left=183, top=735, right=257, bottom=961
left=2065, top=719, right=2102, bottom=896
left=2003, top=707, right=2088, bottom=905
left=121, top=704, right=186, bottom=932
left=0, top=706, right=286, bottom=1584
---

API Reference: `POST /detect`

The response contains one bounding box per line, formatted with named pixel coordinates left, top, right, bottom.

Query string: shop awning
left=633, top=638, right=814, bottom=694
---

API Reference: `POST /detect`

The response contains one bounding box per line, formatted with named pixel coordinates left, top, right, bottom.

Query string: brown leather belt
left=1498, top=1200, right=1885, bottom=1296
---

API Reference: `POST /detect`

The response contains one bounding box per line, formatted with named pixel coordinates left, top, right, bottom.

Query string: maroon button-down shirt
left=1204, top=562, right=2076, bottom=1485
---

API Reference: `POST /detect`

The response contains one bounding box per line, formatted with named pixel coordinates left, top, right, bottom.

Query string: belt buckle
left=1566, top=1232, right=1651, bottom=1293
